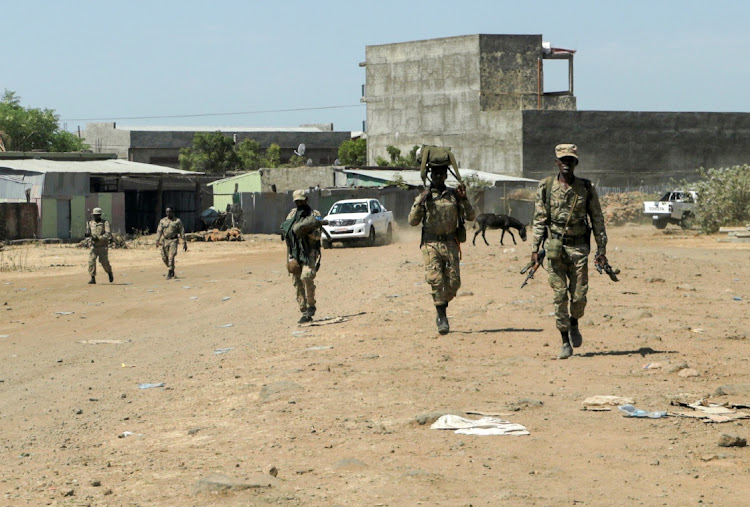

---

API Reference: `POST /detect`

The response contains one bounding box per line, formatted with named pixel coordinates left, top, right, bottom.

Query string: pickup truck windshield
left=330, top=202, right=368, bottom=214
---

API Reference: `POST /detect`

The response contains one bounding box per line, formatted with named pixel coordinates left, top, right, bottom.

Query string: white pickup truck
left=643, top=190, right=698, bottom=229
left=321, top=198, right=393, bottom=248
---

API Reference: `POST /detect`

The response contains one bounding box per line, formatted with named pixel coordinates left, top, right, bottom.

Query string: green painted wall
left=41, top=198, right=57, bottom=238
left=71, top=196, right=86, bottom=239
left=212, top=173, right=260, bottom=210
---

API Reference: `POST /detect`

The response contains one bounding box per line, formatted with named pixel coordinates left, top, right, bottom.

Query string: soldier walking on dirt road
left=530, top=144, right=608, bottom=359
left=85, top=207, right=114, bottom=284
left=156, top=206, right=187, bottom=280
left=280, top=190, right=328, bottom=324
left=408, top=163, right=476, bottom=334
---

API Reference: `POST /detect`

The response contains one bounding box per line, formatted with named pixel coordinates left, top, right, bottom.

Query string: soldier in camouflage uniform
left=85, top=207, right=114, bottom=284
left=155, top=206, right=187, bottom=280
left=280, top=190, right=327, bottom=324
left=530, top=144, right=608, bottom=359
left=408, top=165, right=476, bottom=334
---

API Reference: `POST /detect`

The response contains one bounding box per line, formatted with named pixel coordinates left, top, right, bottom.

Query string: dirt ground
left=1, top=224, right=749, bottom=506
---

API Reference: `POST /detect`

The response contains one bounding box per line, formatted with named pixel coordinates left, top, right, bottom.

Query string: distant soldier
left=408, top=162, right=476, bottom=334
left=155, top=206, right=187, bottom=280
left=85, top=207, right=113, bottom=284
left=530, top=144, right=608, bottom=359
left=280, top=189, right=328, bottom=324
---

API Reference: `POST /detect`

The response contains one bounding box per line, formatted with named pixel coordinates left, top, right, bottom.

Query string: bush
left=689, top=165, right=750, bottom=233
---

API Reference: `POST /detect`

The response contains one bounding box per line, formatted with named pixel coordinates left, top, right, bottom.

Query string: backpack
left=419, top=145, right=461, bottom=183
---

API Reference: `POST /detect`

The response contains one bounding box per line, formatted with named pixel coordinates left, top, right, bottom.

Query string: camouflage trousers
left=160, top=239, right=179, bottom=270
left=547, top=244, right=589, bottom=332
left=88, top=246, right=112, bottom=277
left=421, top=240, right=461, bottom=306
left=292, top=265, right=317, bottom=312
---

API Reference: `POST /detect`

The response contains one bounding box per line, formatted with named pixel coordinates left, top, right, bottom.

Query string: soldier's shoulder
left=286, top=209, right=296, bottom=219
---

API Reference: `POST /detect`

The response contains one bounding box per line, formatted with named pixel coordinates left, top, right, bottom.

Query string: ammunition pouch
left=286, top=259, right=302, bottom=276
left=546, top=238, right=563, bottom=261
left=456, top=222, right=467, bottom=243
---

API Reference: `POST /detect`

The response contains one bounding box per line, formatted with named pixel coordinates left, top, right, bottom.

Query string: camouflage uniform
left=531, top=175, right=607, bottom=333
left=285, top=206, right=322, bottom=315
left=86, top=219, right=112, bottom=278
left=408, top=187, right=476, bottom=306
left=156, top=216, right=185, bottom=272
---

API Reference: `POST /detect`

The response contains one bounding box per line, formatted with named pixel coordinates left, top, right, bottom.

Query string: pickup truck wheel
left=366, top=226, right=376, bottom=247
left=680, top=212, right=695, bottom=230
left=385, top=223, right=393, bottom=244
left=654, top=219, right=668, bottom=229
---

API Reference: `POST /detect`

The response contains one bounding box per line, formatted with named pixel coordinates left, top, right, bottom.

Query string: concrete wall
left=259, top=166, right=336, bottom=192
left=82, top=123, right=131, bottom=158
left=521, top=110, right=750, bottom=187
left=0, top=203, right=38, bottom=240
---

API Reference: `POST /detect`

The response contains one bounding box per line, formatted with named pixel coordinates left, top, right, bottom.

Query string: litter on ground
left=618, top=404, right=668, bottom=419
left=138, top=383, right=165, bottom=389
left=582, top=395, right=635, bottom=411
left=670, top=398, right=750, bottom=423
left=213, top=347, right=234, bottom=355
left=430, top=414, right=529, bottom=436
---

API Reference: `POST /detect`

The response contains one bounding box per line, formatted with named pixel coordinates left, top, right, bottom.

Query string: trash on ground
left=618, top=404, right=668, bottom=419
left=306, top=345, right=333, bottom=351
left=217, top=323, right=233, bottom=328
left=0, top=335, right=9, bottom=338
left=732, top=297, right=742, bottom=301
left=691, top=328, right=705, bottom=334
left=138, top=383, right=165, bottom=389
left=430, top=414, right=529, bottom=436
left=291, top=330, right=307, bottom=337
left=182, top=286, right=191, bottom=289
left=55, top=311, right=74, bottom=315
left=213, top=347, right=234, bottom=355
left=122, top=363, right=136, bottom=368
left=119, top=431, right=143, bottom=438
left=582, top=395, right=635, bottom=411
left=643, top=362, right=662, bottom=370
left=222, top=297, right=231, bottom=301
left=190, top=296, right=199, bottom=300
left=670, top=398, right=750, bottom=423
left=300, top=316, right=349, bottom=327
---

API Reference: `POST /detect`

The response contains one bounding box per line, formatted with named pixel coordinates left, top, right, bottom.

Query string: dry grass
left=0, top=244, right=31, bottom=272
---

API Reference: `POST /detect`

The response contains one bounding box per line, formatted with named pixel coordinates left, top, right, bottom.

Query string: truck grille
left=328, top=219, right=356, bottom=226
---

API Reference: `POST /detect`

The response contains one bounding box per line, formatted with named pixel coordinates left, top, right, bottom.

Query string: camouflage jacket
left=156, top=217, right=185, bottom=241
left=531, top=175, right=607, bottom=254
left=86, top=219, right=111, bottom=248
left=408, top=187, right=476, bottom=236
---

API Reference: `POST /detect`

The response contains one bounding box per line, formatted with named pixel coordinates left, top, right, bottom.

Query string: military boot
left=108, top=272, right=114, bottom=283
left=307, top=306, right=316, bottom=317
left=88, top=276, right=96, bottom=285
left=558, top=330, right=573, bottom=359
left=436, top=304, right=450, bottom=335
left=569, top=317, right=583, bottom=348
left=298, top=312, right=312, bottom=324
left=166, top=269, right=174, bottom=280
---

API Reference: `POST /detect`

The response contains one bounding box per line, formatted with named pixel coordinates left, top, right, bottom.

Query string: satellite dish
left=306, top=158, right=313, bottom=166
left=334, top=159, right=341, bottom=166
left=294, top=143, right=306, bottom=157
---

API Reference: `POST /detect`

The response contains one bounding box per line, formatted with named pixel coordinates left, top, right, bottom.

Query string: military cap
left=292, top=189, right=308, bottom=202
left=92, top=207, right=103, bottom=215
left=555, top=144, right=578, bottom=160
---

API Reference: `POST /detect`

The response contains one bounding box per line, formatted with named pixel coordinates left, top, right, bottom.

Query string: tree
left=179, top=131, right=240, bottom=174
left=262, top=143, right=281, bottom=168
left=386, top=145, right=401, bottom=164
left=338, top=138, right=366, bottom=166
left=236, top=138, right=263, bottom=170
left=0, top=90, right=89, bottom=152
left=376, top=145, right=420, bottom=167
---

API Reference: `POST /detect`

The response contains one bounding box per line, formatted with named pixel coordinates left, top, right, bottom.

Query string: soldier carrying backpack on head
left=408, top=145, right=476, bottom=334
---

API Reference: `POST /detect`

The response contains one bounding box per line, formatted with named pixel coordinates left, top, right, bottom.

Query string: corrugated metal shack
left=0, top=152, right=211, bottom=240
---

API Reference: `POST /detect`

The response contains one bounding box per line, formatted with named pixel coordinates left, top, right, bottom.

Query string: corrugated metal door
left=56, top=199, right=71, bottom=239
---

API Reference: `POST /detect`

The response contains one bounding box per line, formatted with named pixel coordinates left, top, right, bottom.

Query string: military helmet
left=92, top=207, right=102, bottom=215
left=292, top=189, right=307, bottom=202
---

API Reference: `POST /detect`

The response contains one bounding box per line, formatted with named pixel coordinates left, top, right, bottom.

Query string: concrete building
left=364, top=34, right=750, bottom=188
left=82, top=123, right=352, bottom=168
left=0, top=152, right=210, bottom=239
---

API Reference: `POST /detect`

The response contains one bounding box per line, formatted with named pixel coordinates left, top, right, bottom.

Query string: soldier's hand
left=595, top=253, right=608, bottom=266
left=456, top=184, right=467, bottom=200
left=318, top=219, right=329, bottom=226
left=156, top=242, right=161, bottom=248
left=417, top=188, right=430, bottom=205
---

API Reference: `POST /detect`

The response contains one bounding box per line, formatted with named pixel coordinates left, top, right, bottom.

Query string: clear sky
left=4, top=0, right=749, bottom=133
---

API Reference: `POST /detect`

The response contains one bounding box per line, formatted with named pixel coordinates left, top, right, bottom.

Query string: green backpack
left=419, top=145, right=461, bottom=184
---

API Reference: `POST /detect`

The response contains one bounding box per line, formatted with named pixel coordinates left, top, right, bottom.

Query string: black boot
left=88, top=276, right=96, bottom=285
left=298, top=311, right=312, bottom=324
left=558, top=330, right=573, bottom=359
left=108, top=272, right=114, bottom=283
left=436, top=304, right=449, bottom=335
left=307, top=306, right=316, bottom=317
left=569, top=317, right=583, bottom=348
left=166, top=269, right=174, bottom=280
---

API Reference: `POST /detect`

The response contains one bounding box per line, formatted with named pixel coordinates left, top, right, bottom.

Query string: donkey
left=472, top=213, right=528, bottom=246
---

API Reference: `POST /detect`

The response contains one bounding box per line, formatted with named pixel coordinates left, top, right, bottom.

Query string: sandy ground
left=1, top=224, right=749, bottom=506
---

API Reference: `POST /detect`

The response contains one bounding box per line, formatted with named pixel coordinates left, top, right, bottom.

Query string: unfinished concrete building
left=364, top=34, right=750, bottom=188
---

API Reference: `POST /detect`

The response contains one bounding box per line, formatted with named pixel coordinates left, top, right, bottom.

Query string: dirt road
left=1, top=225, right=749, bottom=505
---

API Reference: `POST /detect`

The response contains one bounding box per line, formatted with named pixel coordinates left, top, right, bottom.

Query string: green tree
left=0, top=90, right=89, bottom=152
left=236, top=138, right=263, bottom=170
left=386, top=145, right=401, bottom=164
left=337, top=138, right=366, bottom=166
left=375, top=156, right=389, bottom=167
left=262, top=143, right=281, bottom=168
left=179, top=131, right=240, bottom=174
left=683, top=165, right=750, bottom=233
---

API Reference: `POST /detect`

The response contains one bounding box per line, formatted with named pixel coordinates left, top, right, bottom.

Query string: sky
left=4, top=0, right=750, bottom=133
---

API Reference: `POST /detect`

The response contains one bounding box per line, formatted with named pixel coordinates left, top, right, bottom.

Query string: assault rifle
left=595, top=258, right=620, bottom=282
left=520, top=249, right=546, bottom=288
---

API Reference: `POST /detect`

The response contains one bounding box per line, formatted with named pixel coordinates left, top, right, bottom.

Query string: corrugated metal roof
left=117, top=125, right=330, bottom=133
left=0, top=159, right=200, bottom=175
left=343, top=168, right=537, bottom=186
